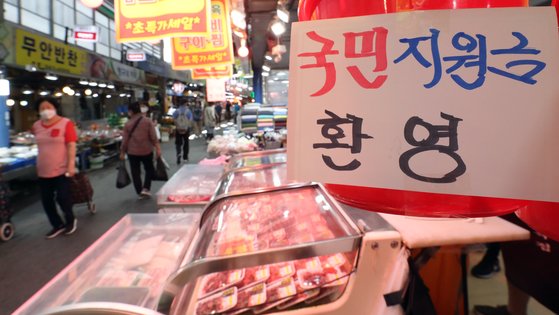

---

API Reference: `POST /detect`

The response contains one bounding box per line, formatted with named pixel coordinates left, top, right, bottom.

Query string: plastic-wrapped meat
left=200, top=269, right=245, bottom=298
left=297, top=269, right=326, bottom=290
left=268, top=262, right=295, bottom=283
left=232, top=283, right=267, bottom=310
left=240, top=266, right=270, bottom=288
left=294, top=257, right=322, bottom=273
left=196, top=287, right=238, bottom=315
left=167, top=194, right=212, bottom=203
left=266, top=277, right=297, bottom=303
left=277, top=281, right=320, bottom=310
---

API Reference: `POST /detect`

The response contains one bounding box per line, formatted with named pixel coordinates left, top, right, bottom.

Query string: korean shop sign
left=191, top=65, right=232, bottom=79
left=287, top=7, right=559, bottom=203
left=115, top=0, right=211, bottom=43
left=15, top=29, right=87, bottom=75
left=171, top=0, right=234, bottom=69
left=206, top=78, right=227, bottom=102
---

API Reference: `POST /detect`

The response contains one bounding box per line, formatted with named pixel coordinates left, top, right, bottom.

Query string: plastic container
left=298, top=0, right=534, bottom=219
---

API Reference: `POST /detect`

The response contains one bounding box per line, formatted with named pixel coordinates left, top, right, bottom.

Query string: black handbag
left=152, top=156, right=168, bottom=181
left=116, top=160, right=132, bottom=188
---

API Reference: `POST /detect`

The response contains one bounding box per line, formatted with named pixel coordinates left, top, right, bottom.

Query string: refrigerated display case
left=214, top=163, right=299, bottom=200
left=226, top=149, right=287, bottom=172
left=156, top=165, right=224, bottom=209
left=14, top=213, right=200, bottom=315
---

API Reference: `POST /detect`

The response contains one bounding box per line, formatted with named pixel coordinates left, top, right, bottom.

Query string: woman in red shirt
left=32, top=97, right=78, bottom=239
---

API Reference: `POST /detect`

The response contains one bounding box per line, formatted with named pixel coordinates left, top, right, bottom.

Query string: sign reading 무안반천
left=191, top=65, right=232, bottom=79
left=171, top=0, right=234, bottom=69
left=287, top=7, right=559, bottom=204
left=115, top=0, right=211, bottom=43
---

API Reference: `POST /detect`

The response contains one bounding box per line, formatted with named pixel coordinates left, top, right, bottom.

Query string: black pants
left=175, top=130, right=190, bottom=160
left=39, top=175, right=75, bottom=229
left=128, top=153, right=155, bottom=195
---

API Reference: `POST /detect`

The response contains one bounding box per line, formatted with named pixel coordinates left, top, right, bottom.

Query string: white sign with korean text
left=287, top=8, right=559, bottom=203
left=206, top=78, right=227, bottom=102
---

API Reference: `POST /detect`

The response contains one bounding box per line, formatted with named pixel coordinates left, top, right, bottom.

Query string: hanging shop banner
left=74, top=25, right=99, bottom=43
left=15, top=29, right=88, bottom=75
left=126, top=49, right=146, bottom=62
left=191, top=65, right=232, bottom=79
left=206, top=78, right=227, bottom=102
left=89, top=55, right=146, bottom=84
left=115, top=0, right=211, bottom=43
left=171, top=0, right=234, bottom=69
left=287, top=7, right=559, bottom=203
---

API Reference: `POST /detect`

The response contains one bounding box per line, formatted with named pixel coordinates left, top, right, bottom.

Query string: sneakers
left=65, top=219, right=77, bottom=235
left=473, top=305, right=511, bottom=315
left=45, top=226, right=65, bottom=239
left=139, top=189, right=151, bottom=199
left=471, top=258, right=501, bottom=279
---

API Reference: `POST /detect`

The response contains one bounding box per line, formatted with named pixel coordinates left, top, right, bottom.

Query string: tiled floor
left=468, top=249, right=554, bottom=315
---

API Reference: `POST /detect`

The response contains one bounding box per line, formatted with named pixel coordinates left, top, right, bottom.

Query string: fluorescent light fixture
left=126, top=94, right=131, bottom=97
left=277, top=7, right=289, bottom=23
left=88, top=81, right=98, bottom=87
left=62, top=86, right=72, bottom=94
left=231, top=9, right=246, bottom=29
left=271, top=21, right=286, bottom=36
left=98, top=82, right=107, bottom=88
left=92, top=93, right=98, bottom=98
left=6, top=99, right=15, bottom=106
left=25, top=64, right=37, bottom=72
left=262, top=72, right=270, bottom=77
left=75, top=92, right=81, bottom=96
left=107, top=83, right=115, bottom=89
left=20, top=100, right=29, bottom=106
left=45, top=73, right=58, bottom=81
left=39, top=90, right=49, bottom=96
left=265, top=54, right=272, bottom=61
left=79, top=78, right=89, bottom=85
left=262, top=65, right=271, bottom=72
left=54, top=91, right=63, bottom=97
left=238, top=45, right=249, bottom=58
left=119, top=93, right=127, bottom=97
left=22, top=86, right=33, bottom=95
left=106, top=94, right=112, bottom=98
left=0, top=79, right=9, bottom=96
left=244, top=74, right=253, bottom=79
left=85, top=89, right=92, bottom=96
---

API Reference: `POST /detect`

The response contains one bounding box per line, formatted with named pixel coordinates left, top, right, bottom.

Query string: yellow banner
left=15, top=29, right=88, bottom=75
left=191, top=65, right=232, bottom=79
left=115, top=0, right=211, bottom=43
left=171, top=0, right=234, bottom=69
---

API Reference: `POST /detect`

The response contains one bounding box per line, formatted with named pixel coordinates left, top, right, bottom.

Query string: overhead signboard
left=115, top=0, right=211, bottom=43
left=288, top=7, right=559, bottom=204
left=126, top=49, right=146, bottom=62
left=74, top=26, right=99, bottom=43
left=171, top=0, right=234, bottom=69
left=191, top=65, right=232, bottom=79
left=206, top=78, right=227, bottom=102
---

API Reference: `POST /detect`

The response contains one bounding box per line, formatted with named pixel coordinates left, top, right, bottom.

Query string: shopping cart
left=69, top=172, right=96, bottom=214
left=0, top=179, right=14, bottom=241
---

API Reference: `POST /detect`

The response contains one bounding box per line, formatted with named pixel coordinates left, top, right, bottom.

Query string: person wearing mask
left=172, top=101, right=193, bottom=164
left=214, top=102, right=223, bottom=125
left=204, top=102, right=217, bottom=142
left=120, top=101, right=161, bottom=199
left=32, top=97, right=78, bottom=239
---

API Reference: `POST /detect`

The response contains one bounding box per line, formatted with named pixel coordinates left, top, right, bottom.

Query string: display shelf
left=14, top=214, right=200, bottom=315
left=226, top=148, right=287, bottom=172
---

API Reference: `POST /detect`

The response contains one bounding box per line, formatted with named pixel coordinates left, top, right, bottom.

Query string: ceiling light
left=107, top=83, right=115, bottom=89
left=22, top=86, right=33, bottom=95
left=88, top=81, right=98, bottom=87
left=265, top=54, right=272, bottom=61
left=126, top=94, right=131, bottom=97
left=92, top=93, right=98, bottom=98
left=98, top=82, right=107, bottom=88
left=20, top=100, right=28, bottom=106
left=238, top=45, right=249, bottom=58
left=85, top=89, right=92, bottom=96
left=54, top=90, right=63, bottom=97
left=277, top=7, right=289, bottom=23
left=25, top=64, right=37, bottom=72
left=119, top=93, right=126, bottom=97
left=106, top=94, right=112, bottom=98
left=66, top=89, right=75, bottom=96
left=271, top=21, right=286, bottom=36
left=6, top=99, right=15, bottom=106
left=79, top=78, right=89, bottom=85
left=45, top=73, right=58, bottom=81
left=75, top=92, right=81, bottom=96
left=231, top=9, right=246, bottom=30
left=262, top=65, right=271, bottom=72
left=39, top=90, right=49, bottom=96
left=62, top=86, right=72, bottom=94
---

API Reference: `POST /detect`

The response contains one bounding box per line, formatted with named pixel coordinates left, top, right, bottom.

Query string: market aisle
left=0, top=138, right=209, bottom=315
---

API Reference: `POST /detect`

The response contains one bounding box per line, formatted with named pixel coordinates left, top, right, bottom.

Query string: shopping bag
left=69, top=172, right=94, bottom=204
left=116, top=160, right=131, bottom=188
left=152, top=156, right=169, bottom=181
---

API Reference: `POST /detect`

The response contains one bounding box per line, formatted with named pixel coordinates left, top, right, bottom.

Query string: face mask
left=40, top=109, right=56, bottom=120
left=140, top=106, right=149, bottom=113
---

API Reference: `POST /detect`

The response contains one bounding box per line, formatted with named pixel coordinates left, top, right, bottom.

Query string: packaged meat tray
left=199, top=269, right=245, bottom=298
left=156, top=165, right=224, bottom=207
left=226, top=149, right=287, bottom=171
left=196, top=287, right=238, bottom=315
left=214, top=163, right=296, bottom=199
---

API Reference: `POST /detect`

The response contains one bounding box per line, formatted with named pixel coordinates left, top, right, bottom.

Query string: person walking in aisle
left=214, top=102, right=223, bottom=125
left=120, top=101, right=161, bottom=199
left=192, top=102, right=204, bottom=137
left=204, top=102, right=217, bottom=142
left=32, top=97, right=78, bottom=239
left=172, top=100, right=193, bottom=164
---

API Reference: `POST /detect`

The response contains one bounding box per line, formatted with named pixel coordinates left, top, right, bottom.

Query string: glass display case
left=214, top=163, right=299, bottom=200
left=14, top=214, right=200, bottom=315
left=226, top=149, right=287, bottom=172
left=156, top=165, right=224, bottom=208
